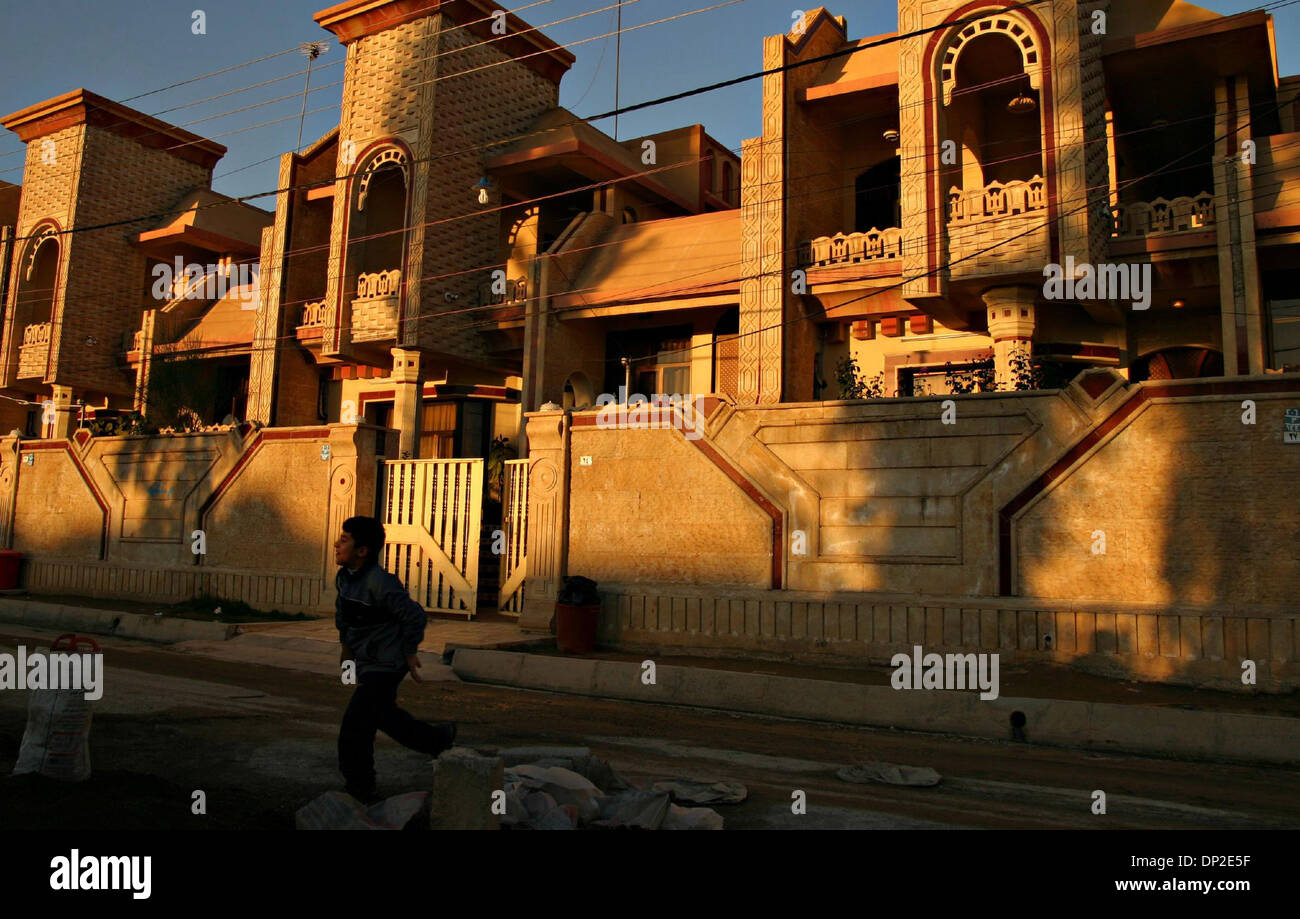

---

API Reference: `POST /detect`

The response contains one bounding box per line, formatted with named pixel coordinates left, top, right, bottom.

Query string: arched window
left=722, top=161, right=736, bottom=205
left=13, top=224, right=60, bottom=381
left=344, top=145, right=410, bottom=343
left=940, top=23, right=1045, bottom=193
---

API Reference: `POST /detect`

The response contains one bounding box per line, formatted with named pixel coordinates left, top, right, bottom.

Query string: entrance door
left=380, top=458, right=483, bottom=617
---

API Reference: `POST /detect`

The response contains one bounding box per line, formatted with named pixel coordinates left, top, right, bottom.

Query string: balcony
left=477, top=276, right=529, bottom=307
left=350, top=270, right=401, bottom=343
left=948, top=176, right=1047, bottom=225
left=1110, top=192, right=1214, bottom=239
left=946, top=176, right=1050, bottom=278
left=799, top=227, right=903, bottom=269
left=17, top=322, right=51, bottom=379
left=297, top=299, right=328, bottom=339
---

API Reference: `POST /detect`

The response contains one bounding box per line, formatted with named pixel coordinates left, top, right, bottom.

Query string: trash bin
left=0, top=550, right=21, bottom=590
left=555, top=576, right=601, bottom=654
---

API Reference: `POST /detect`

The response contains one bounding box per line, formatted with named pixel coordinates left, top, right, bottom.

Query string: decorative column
left=983, top=286, right=1038, bottom=390
left=519, top=409, right=569, bottom=633
left=390, top=347, right=422, bottom=459
left=49, top=384, right=76, bottom=439
left=0, top=435, right=18, bottom=549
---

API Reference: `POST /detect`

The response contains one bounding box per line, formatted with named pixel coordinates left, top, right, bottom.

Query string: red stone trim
left=687, top=437, right=784, bottom=590
left=569, top=409, right=783, bottom=588
left=197, top=428, right=331, bottom=532
left=998, top=377, right=1300, bottom=595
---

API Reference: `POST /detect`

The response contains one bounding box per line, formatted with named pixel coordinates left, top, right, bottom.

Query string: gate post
left=519, top=409, right=569, bottom=632
left=321, top=422, right=385, bottom=611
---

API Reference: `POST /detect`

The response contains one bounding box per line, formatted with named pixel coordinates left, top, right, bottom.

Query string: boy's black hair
left=342, top=516, right=385, bottom=566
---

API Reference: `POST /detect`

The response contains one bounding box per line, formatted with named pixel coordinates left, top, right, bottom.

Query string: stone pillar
left=519, top=410, right=568, bottom=633
left=134, top=310, right=157, bottom=416
left=0, top=435, right=18, bottom=549
left=1213, top=75, right=1266, bottom=376
left=321, top=422, right=387, bottom=612
left=983, top=286, right=1038, bottom=390
left=49, top=385, right=76, bottom=439
left=390, top=347, right=423, bottom=459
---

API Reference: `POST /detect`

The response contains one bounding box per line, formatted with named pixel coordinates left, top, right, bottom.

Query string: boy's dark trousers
left=338, top=666, right=450, bottom=796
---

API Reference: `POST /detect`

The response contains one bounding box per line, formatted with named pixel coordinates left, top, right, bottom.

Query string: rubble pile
left=492, top=746, right=739, bottom=830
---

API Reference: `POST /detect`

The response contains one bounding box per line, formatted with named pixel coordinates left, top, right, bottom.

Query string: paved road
left=1, top=626, right=1297, bottom=830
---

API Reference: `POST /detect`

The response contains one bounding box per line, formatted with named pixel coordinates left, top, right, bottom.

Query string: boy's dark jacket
left=335, top=562, right=427, bottom=675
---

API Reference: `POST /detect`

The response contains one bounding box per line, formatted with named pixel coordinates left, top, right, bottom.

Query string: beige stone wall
left=566, top=422, right=773, bottom=589
left=12, top=448, right=102, bottom=559
left=543, top=373, right=1300, bottom=618
left=1017, top=394, right=1299, bottom=607
left=3, top=424, right=386, bottom=611
left=202, top=439, right=334, bottom=573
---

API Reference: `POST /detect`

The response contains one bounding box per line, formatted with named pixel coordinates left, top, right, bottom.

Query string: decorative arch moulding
left=356, top=145, right=411, bottom=211
left=940, top=11, right=1045, bottom=107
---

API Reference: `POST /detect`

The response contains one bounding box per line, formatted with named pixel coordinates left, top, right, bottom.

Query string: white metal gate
left=381, top=459, right=483, bottom=617
left=498, top=458, right=528, bottom=615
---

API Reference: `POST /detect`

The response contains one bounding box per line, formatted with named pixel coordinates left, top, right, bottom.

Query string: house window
left=1269, top=298, right=1300, bottom=371
left=605, top=325, right=695, bottom=396
left=419, top=401, right=457, bottom=459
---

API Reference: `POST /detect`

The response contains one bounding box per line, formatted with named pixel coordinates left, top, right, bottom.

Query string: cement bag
left=12, top=637, right=98, bottom=782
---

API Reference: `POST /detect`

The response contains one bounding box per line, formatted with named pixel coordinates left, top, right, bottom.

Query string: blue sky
left=0, top=0, right=1295, bottom=203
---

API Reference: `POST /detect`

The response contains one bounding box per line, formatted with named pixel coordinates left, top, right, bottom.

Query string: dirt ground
left=1, top=626, right=1297, bottom=831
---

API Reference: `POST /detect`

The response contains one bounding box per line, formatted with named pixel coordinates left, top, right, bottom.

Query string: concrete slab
left=0, top=598, right=236, bottom=643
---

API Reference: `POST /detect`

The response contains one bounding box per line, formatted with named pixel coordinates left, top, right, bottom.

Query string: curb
left=0, top=598, right=238, bottom=643
left=451, top=649, right=1300, bottom=766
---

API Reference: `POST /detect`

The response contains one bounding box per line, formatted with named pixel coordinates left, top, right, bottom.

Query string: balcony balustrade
left=299, top=299, right=328, bottom=328
left=799, top=227, right=903, bottom=269
left=1110, top=192, right=1214, bottom=239
left=351, top=269, right=401, bottom=342
left=18, top=322, right=51, bottom=379
left=949, top=176, right=1047, bottom=225
left=478, top=277, right=529, bottom=307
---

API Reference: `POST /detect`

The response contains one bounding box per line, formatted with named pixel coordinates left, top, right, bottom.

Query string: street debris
left=430, top=748, right=505, bottom=830
left=12, top=637, right=99, bottom=783
left=836, top=761, right=942, bottom=787
left=590, top=790, right=671, bottom=829
left=498, top=751, right=726, bottom=830
left=296, top=790, right=428, bottom=830
left=651, top=780, right=748, bottom=805
left=662, top=802, right=725, bottom=830
left=300, top=747, right=737, bottom=830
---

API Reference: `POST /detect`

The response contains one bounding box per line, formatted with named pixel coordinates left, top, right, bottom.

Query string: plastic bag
left=12, top=637, right=98, bottom=783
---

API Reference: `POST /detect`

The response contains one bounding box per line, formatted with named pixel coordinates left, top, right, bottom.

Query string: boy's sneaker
left=430, top=722, right=457, bottom=757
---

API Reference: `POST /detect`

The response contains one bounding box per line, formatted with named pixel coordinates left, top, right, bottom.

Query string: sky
left=0, top=0, right=1296, bottom=204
